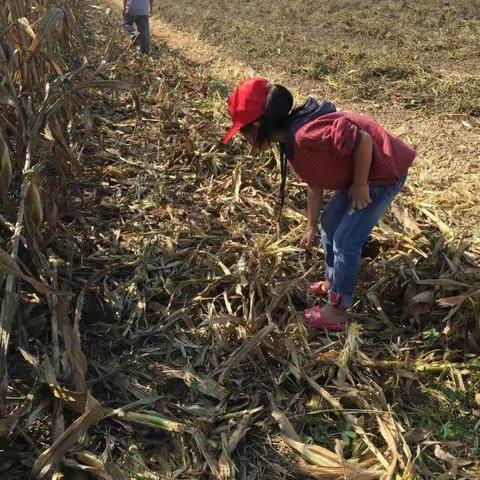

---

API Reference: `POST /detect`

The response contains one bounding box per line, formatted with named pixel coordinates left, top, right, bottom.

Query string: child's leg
left=319, top=191, right=351, bottom=284
left=135, top=15, right=150, bottom=54
left=330, top=175, right=407, bottom=309
left=122, top=13, right=136, bottom=36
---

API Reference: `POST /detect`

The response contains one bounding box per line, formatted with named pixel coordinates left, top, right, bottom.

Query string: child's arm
left=350, top=131, right=373, bottom=209
left=300, top=185, right=323, bottom=249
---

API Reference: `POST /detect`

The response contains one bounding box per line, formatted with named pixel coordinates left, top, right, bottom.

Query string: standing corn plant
left=0, top=3, right=137, bottom=477
left=0, top=0, right=78, bottom=411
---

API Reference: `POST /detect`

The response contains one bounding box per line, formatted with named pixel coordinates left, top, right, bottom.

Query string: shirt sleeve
left=322, top=117, right=361, bottom=158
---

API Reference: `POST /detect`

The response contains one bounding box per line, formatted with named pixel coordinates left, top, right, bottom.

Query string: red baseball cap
left=222, top=78, right=271, bottom=143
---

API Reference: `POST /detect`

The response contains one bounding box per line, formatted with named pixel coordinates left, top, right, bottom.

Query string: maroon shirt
left=288, top=111, right=415, bottom=190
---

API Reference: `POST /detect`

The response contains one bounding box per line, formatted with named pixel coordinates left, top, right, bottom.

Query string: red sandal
left=304, top=305, right=348, bottom=331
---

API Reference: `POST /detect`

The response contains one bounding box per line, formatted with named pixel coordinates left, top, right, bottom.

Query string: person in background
left=123, top=0, right=153, bottom=55
left=222, top=78, right=416, bottom=331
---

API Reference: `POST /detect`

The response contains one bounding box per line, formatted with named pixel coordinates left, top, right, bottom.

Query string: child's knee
left=333, top=233, right=362, bottom=256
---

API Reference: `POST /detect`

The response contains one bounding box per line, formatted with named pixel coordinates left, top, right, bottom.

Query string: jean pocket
left=370, top=176, right=407, bottom=202
left=369, top=184, right=389, bottom=202
left=388, top=175, right=407, bottom=197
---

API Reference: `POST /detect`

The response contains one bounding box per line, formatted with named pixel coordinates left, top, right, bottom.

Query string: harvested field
left=158, top=0, right=480, bottom=116
left=1, top=1, right=480, bottom=480
left=155, top=0, right=480, bottom=243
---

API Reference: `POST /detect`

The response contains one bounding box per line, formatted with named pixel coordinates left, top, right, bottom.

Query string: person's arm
left=300, top=185, right=323, bottom=249
left=350, top=131, right=373, bottom=209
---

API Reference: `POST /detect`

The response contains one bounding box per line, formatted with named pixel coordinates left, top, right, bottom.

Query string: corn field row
left=0, top=1, right=133, bottom=476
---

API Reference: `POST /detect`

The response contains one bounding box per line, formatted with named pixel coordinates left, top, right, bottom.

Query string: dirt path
left=105, top=0, right=256, bottom=80
left=104, top=0, right=479, bottom=246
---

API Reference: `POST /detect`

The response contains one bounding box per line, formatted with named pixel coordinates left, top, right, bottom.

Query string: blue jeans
left=123, top=14, right=150, bottom=54
left=320, top=175, right=407, bottom=309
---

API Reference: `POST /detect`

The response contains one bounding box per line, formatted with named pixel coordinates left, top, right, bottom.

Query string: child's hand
left=300, top=227, right=317, bottom=249
left=349, top=184, right=372, bottom=209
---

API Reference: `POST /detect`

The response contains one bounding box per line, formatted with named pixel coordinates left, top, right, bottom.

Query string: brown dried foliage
left=0, top=1, right=479, bottom=480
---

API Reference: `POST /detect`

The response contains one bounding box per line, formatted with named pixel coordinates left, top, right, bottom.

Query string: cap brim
left=222, top=123, right=242, bottom=144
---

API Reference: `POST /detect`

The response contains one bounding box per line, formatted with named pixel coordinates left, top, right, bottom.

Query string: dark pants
left=123, top=13, right=150, bottom=54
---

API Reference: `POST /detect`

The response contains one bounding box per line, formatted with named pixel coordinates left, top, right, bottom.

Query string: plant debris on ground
left=158, top=0, right=480, bottom=116
left=1, top=1, right=480, bottom=479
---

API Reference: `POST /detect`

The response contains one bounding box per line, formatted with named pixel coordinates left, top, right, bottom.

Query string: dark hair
left=253, top=84, right=297, bottom=219
left=255, top=84, right=293, bottom=146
